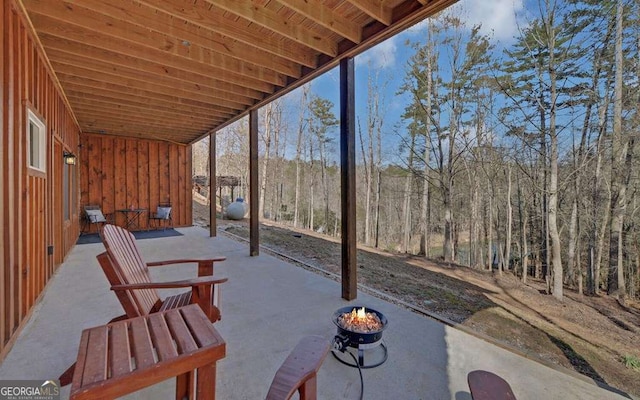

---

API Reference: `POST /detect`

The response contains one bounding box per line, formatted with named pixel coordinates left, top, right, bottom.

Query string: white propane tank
left=226, top=197, right=248, bottom=220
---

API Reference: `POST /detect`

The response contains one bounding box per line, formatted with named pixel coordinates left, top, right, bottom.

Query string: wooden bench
left=467, top=370, right=517, bottom=400
left=266, top=336, right=330, bottom=400
left=70, top=304, right=226, bottom=400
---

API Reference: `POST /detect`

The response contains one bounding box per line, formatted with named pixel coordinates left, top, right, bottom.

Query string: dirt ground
left=193, top=197, right=640, bottom=397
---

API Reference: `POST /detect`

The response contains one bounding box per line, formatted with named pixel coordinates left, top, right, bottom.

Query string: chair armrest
left=147, top=257, right=226, bottom=277
left=146, top=257, right=226, bottom=267
left=111, top=276, right=228, bottom=291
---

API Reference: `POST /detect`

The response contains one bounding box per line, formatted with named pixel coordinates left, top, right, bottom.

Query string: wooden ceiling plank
left=65, top=93, right=226, bottom=122
left=65, top=92, right=225, bottom=120
left=61, top=0, right=303, bottom=78
left=50, top=53, right=254, bottom=107
left=40, top=38, right=265, bottom=100
left=23, top=1, right=287, bottom=85
left=75, top=114, right=216, bottom=133
left=346, top=0, right=392, bottom=25
left=51, top=61, right=250, bottom=111
left=203, top=0, right=338, bottom=56
left=81, top=127, right=204, bottom=142
left=80, top=118, right=207, bottom=133
left=276, top=0, right=362, bottom=43
left=75, top=112, right=215, bottom=133
left=28, top=13, right=280, bottom=91
left=61, top=81, right=239, bottom=117
left=82, top=131, right=195, bottom=143
left=70, top=99, right=221, bottom=125
left=137, top=0, right=317, bottom=68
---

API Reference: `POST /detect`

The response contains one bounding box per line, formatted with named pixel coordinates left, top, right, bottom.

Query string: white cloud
left=404, top=0, right=526, bottom=43
left=458, top=0, right=526, bottom=42
left=356, top=37, right=397, bottom=69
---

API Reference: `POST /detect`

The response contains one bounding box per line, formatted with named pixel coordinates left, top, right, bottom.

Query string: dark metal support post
left=340, top=57, right=357, bottom=300
left=249, top=109, right=259, bottom=256
left=209, top=132, right=216, bottom=237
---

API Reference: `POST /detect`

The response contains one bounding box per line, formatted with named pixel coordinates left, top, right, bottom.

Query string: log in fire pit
left=332, top=306, right=388, bottom=368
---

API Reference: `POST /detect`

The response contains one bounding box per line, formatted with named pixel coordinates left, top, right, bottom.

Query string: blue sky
left=220, top=0, right=536, bottom=162
left=271, top=0, right=531, bottom=162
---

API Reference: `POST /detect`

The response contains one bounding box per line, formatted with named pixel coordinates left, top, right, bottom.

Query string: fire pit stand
left=331, top=306, right=388, bottom=369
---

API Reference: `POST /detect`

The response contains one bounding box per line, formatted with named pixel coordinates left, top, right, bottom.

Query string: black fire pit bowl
left=332, top=306, right=388, bottom=369
left=333, top=306, right=387, bottom=346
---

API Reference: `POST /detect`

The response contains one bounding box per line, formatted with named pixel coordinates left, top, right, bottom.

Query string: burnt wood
left=467, top=370, right=517, bottom=400
left=70, top=304, right=226, bottom=400
left=266, top=336, right=330, bottom=400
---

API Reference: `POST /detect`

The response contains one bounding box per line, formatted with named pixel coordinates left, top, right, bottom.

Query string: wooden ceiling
left=22, top=0, right=458, bottom=144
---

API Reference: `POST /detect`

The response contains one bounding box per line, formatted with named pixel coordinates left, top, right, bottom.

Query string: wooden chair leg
left=176, top=371, right=194, bottom=400
left=196, top=363, right=216, bottom=400
left=59, top=363, right=76, bottom=387
left=299, top=375, right=318, bottom=400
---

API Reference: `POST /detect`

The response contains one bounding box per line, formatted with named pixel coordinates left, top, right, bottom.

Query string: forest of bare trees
left=193, top=0, right=640, bottom=302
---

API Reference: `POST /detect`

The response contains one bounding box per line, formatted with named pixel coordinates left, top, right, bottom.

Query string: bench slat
left=81, top=327, right=108, bottom=386
left=148, top=312, right=178, bottom=361
left=166, top=310, right=198, bottom=354
left=181, top=304, right=220, bottom=347
left=109, top=322, right=132, bottom=378
left=130, top=317, right=156, bottom=370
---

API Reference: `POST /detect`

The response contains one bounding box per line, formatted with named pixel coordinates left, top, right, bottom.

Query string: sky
left=287, top=0, right=528, bottom=161
left=221, top=0, right=530, bottom=162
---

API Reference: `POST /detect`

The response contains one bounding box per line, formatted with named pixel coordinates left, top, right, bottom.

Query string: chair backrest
left=98, top=224, right=160, bottom=317
left=84, top=205, right=107, bottom=223
left=156, top=203, right=172, bottom=220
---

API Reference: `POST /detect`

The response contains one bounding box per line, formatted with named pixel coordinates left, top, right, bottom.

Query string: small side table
left=116, top=208, right=147, bottom=231
left=70, top=304, right=226, bottom=400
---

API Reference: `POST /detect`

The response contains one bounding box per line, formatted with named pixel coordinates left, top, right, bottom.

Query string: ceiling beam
left=65, top=91, right=227, bottom=120
left=49, top=53, right=254, bottom=107
left=51, top=62, right=250, bottom=111
left=22, top=1, right=293, bottom=82
left=28, top=13, right=281, bottom=90
left=73, top=108, right=218, bottom=131
left=276, top=0, right=362, bottom=43
left=80, top=118, right=207, bottom=134
left=40, top=38, right=266, bottom=100
left=69, top=99, right=221, bottom=125
left=203, top=0, right=338, bottom=56
left=59, top=0, right=303, bottom=78
left=61, top=81, right=239, bottom=117
left=346, top=0, right=392, bottom=25
left=138, top=0, right=317, bottom=68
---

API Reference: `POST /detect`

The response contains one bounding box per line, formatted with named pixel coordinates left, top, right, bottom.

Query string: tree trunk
left=545, top=2, right=563, bottom=301
left=293, top=86, right=309, bottom=228
left=488, top=181, right=493, bottom=270
left=259, top=103, right=273, bottom=219
left=517, top=173, right=529, bottom=283
left=374, top=169, right=382, bottom=248
left=505, top=164, right=513, bottom=274
left=402, top=134, right=416, bottom=254
left=608, top=0, right=627, bottom=298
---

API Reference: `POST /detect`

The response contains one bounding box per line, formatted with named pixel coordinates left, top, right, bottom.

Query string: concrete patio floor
left=0, top=226, right=631, bottom=399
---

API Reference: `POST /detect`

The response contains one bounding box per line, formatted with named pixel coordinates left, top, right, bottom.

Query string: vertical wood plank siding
left=80, top=134, right=193, bottom=229
left=1, top=0, right=81, bottom=360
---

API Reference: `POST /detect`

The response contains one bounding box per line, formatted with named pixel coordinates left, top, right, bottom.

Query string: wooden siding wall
left=1, top=0, right=81, bottom=360
left=80, top=134, right=192, bottom=229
